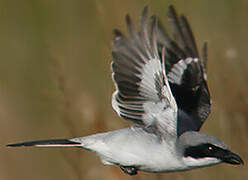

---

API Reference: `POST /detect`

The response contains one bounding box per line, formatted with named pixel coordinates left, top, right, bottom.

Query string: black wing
left=156, top=5, right=211, bottom=136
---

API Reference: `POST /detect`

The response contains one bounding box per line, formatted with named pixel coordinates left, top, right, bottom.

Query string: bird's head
left=178, top=131, right=243, bottom=169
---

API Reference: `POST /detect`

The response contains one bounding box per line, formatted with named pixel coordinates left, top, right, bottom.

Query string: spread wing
left=156, top=5, right=211, bottom=136
left=111, top=7, right=178, bottom=137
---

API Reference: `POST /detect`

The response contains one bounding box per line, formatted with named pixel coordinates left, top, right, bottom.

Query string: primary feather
left=111, top=7, right=178, bottom=137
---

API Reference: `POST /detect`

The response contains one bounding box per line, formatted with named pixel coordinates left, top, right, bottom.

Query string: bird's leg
left=120, top=166, right=138, bottom=175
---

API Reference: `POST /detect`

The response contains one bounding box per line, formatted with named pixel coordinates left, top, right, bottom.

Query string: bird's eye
left=207, top=146, right=215, bottom=152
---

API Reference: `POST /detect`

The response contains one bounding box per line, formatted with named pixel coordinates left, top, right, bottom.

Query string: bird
left=7, top=5, right=243, bottom=176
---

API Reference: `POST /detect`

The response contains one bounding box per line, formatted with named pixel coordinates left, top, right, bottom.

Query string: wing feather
left=112, top=5, right=211, bottom=137
left=111, top=8, right=178, bottom=137
left=157, top=5, right=211, bottom=136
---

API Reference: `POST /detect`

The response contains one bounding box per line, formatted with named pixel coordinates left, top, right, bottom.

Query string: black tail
left=7, top=139, right=81, bottom=147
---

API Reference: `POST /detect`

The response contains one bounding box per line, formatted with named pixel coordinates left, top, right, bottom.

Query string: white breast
left=79, top=127, right=187, bottom=173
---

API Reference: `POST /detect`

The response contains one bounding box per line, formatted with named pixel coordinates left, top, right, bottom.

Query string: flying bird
left=7, top=5, right=243, bottom=175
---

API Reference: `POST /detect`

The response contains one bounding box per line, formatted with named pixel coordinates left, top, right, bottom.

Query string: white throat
left=182, top=156, right=221, bottom=169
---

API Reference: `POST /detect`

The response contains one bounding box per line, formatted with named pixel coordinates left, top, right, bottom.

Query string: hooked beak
left=221, top=151, right=244, bottom=165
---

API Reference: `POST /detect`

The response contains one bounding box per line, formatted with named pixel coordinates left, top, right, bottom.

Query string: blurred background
left=1, top=0, right=247, bottom=180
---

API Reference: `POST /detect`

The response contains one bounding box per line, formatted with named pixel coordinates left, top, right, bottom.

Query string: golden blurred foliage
left=1, top=0, right=247, bottom=180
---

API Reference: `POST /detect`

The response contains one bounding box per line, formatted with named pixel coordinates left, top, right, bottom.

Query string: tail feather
left=7, top=139, right=81, bottom=147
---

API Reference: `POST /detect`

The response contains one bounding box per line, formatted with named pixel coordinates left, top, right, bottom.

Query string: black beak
left=221, top=151, right=244, bottom=165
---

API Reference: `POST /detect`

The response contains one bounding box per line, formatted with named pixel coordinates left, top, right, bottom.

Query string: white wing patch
left=139, top=58, right=163, bottom=101
left=111, top=9, right=178, bottom=137
left=140, top=59, right=177, bottom=135
left=143, top=101, right=177, bottom=135
left=168, top=57, right=199, bottom=85
left=112, top=57, right=178, bottom=136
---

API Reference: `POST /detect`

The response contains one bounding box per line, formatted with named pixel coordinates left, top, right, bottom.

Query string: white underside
left=182, top=156, right=221, bottom=170
left=70, top=127, right=221, bottom=173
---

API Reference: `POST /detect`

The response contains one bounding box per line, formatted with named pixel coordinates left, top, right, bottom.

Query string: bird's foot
left=120, top=166, right=138, bottom=175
